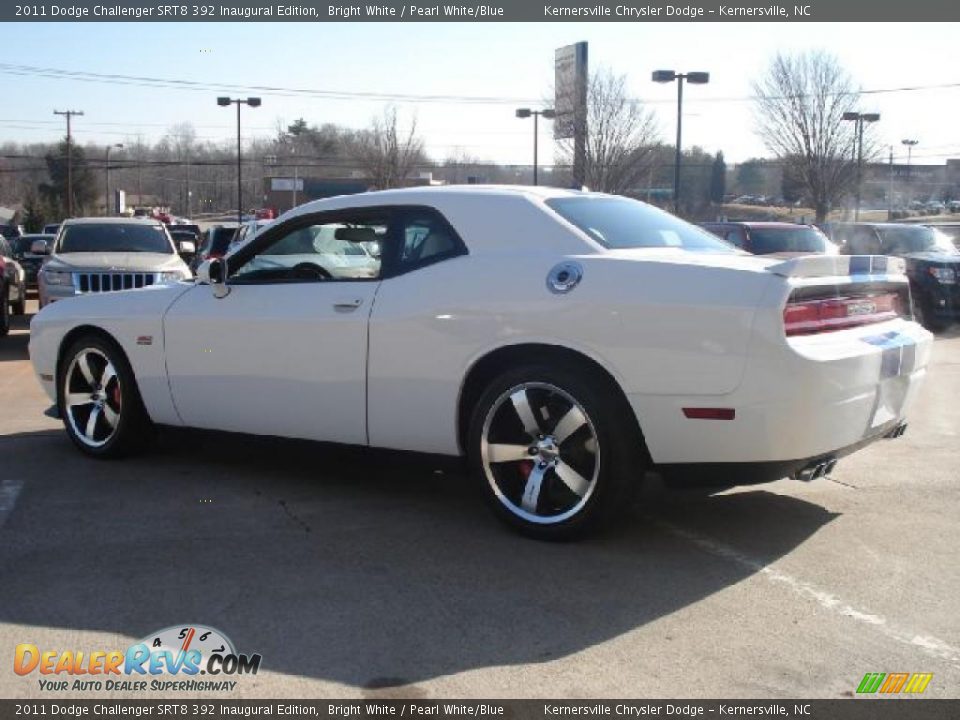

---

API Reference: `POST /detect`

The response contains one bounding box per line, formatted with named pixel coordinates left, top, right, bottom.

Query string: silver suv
left=37, top=218, right=194, bottom=308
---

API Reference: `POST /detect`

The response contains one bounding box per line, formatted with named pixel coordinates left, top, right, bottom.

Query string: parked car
left=0, top=235, right=27, bottom=335
left=42, top=224, right=60, bottom=236
left=29, top=187, right=931, bottom=539
left=191, top=224, right=238, bottom=273
left=170, top=223, right=201, bottom=239
left=700, top=222, right=838, bottom=257
left=230, top=218, right=273, bottom=250
left=920, top=223, right=960, bottom=250
left=10, top=233, right=55, bottom=290
left=168, top=230, right=199, bottom=260
left=36, top=218, right=194, bottom=309
left=0, top=223, right=24, bottom=240
left=834, top=222, right=959, bottom=331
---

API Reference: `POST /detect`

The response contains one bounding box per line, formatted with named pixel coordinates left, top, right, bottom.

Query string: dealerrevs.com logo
left=14, top=625, right=262, bottom=692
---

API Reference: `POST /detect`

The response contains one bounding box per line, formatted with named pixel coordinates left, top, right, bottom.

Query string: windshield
left=748, top=227, right=831, bottom=254
left=877, top=226, right=959, bottom=255
left=546, top=196, right=737, bottom=252
left=58, top=223, right=173, bottom=254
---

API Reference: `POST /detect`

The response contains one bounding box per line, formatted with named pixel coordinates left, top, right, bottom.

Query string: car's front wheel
left=58, top=335, right=151, bottom=458
left=468, top=363, right=645, bottom=540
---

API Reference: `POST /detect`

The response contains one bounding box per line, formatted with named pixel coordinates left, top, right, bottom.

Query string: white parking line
left=0, top=479, right=25, bottom=530
left=654, top=518, right=960, bottom=669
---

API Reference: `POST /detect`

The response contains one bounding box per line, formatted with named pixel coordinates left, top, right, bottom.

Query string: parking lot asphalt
left=1, top=299, right=958, bottom=700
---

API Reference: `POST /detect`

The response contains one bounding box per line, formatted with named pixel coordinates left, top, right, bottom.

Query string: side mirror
left=206, top=258, right=230, bottom=299
left=177, top=239, right=196, bottom=256
left=30, top=240, right=50, bottom=255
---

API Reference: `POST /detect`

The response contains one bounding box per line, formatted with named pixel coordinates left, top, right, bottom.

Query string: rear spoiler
left=766, top=255, right=906, bottom=279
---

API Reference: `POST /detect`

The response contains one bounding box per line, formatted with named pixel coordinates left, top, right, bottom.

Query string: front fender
left=29, top=283, right=195, bottom=424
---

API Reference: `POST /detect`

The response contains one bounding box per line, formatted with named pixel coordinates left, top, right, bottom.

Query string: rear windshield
left=546, top=196, right=736, bottom=252
left=748, top=227, right=829, bottom=254
left=58, top=223, right=173, bottom=254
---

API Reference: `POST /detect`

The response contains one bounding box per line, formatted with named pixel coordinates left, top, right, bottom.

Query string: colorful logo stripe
left=857, top=672, right=933, bottom=694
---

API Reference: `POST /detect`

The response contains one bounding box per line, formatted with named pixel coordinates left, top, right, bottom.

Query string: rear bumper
left=658, top=419, right=905, bottom=487
left=629, top=318, right=932, bottom=468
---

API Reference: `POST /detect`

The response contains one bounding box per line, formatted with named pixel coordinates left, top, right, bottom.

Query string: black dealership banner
left=5, top=0, right=960, bottom=22
left=2, top=700, right=959, bottom=719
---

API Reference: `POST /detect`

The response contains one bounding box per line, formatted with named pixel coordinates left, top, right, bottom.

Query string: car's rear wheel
left=914, top=296, right=947, bottom=333
left=58, top=336, right=151, bottom=458
left=468, top=363, right=645, bottom=540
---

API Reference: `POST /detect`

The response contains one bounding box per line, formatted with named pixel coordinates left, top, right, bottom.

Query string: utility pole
left=888, top=146, right=894, bottom=220
left=104, top=143, right=122, bottom=216
left=54, top=109, right=84, bottom=217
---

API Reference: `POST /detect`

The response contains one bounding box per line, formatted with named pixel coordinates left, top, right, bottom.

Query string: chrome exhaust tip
left=792, top=457, right=837, bottom=482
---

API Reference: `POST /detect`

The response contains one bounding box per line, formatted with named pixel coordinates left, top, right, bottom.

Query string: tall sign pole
left=555, top=42, right=588, bottom=189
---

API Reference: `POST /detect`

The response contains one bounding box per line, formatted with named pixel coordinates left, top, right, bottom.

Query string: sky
left=0, top=21, right=958, bottom=168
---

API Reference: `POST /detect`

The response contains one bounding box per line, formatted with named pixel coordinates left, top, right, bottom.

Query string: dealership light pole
left=217, top=96, right=261, bottom=227
left=104, top=143, right=123, bottom=216
left=515, top=108, right=556, bottom=186
left=652, top=70, right=709, bottom=215
left=842, top=111, right=880, bottom=221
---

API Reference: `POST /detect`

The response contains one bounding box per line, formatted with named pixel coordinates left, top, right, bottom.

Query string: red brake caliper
left=519, top=460, right=534, bottom=480
left=111, top=383, right=122, bottom=409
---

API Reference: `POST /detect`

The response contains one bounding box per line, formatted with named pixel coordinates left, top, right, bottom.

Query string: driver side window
left=230, top=215, right=386, bottom=283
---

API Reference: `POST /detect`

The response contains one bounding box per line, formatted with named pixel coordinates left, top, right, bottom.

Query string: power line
left=2, top=62, right=959, bottom=108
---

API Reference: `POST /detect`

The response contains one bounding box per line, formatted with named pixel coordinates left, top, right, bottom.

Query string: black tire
left=467, top=362, right=646, bottom=540
left=57, top=334, right=152, bottom=458
left=12, top=285, right=25, bottom=315
left=914, top=296, right=947, bottom=333
left=0, top=283, right=9, bottom=337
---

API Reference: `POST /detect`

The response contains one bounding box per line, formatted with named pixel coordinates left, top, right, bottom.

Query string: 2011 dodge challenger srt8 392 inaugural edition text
left=29, top=186, right=932, bottom=539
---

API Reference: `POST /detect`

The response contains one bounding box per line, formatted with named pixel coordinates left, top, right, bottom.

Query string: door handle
left=333, top=298, right=364, bottom=310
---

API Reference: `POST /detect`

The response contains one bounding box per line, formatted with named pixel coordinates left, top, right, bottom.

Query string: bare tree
left=355, top=106, right=425, bottom=189
left=558, top=69, right=659, bottom=194
left=753, top=51, right=866, bottom=222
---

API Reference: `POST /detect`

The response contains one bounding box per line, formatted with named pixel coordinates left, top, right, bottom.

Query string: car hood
left=45, top=252, right=187, bottom=273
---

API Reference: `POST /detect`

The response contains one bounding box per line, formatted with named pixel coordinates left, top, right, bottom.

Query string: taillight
left=784, top=292, right=903, bottom=336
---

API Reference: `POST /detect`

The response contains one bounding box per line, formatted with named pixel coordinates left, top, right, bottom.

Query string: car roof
left=61, top=217, right=164, bottom=226
left=834, top=222, right=922, bottom=229
left=704, top=221, right=813, bottom=229
left=286, top=184, right=588, bottom=217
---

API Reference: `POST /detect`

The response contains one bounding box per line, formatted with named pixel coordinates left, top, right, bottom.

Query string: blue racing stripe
left=849, top=256, right=871, bottom=275
left=862, top=331, right=917, bottom=379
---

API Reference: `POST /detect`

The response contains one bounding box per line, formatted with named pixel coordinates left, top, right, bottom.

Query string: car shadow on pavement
left=0, top=428, right=838, bottom=691
left=0, top=311, right=33, bottom=363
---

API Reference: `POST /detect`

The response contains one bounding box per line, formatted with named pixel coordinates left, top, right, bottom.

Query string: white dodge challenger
left=29, top=187, right=932, bottom=538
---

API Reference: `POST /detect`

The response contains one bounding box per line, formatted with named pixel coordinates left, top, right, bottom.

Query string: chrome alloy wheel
left=63, top=348, right=122, bottom=449
left=480, top=382, right=599, bottom=525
